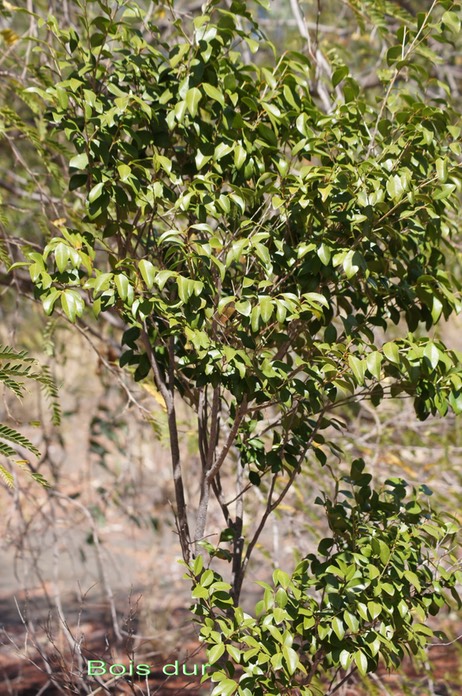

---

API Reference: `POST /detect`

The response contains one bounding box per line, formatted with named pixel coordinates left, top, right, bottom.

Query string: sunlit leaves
left=61, top=289, right=84, bottom=321
left=69, top=152, right=88, bottom=170
left=189, top=465, right=461, bottom=693
left=138, top=259, right=156, bottom=289
left=185, top=87, right=202, bottom=117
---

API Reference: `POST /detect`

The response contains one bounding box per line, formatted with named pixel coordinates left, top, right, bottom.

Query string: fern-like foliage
left=35, top=364, right=61, bottom=427
left=0, top=235, right=10, bottom=270
left=0, top=344, right=57, bottom=487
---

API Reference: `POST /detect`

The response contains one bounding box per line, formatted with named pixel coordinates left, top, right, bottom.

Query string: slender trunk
left=194, top=386, right=220, bottom=554
left=142, top=328, right=191, bottom=562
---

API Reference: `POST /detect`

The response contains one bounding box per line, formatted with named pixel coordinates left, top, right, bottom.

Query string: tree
left=3, top=0, right=462, bottom=692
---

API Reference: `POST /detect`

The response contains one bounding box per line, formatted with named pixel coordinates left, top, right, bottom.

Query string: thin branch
left=366, top=0, right=439, bottom=157
left=325, top=667, right=358, bottom=696
left=205, top=396, right=248, bottom=483
left=234, top=409, right=326, bottom=602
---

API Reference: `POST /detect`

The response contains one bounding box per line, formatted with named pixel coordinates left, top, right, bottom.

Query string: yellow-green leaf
left=185, top=87, right=202, bottom=117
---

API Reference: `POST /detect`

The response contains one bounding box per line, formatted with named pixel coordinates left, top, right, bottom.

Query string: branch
left=205, top=396, right=248, bottom=483
left=366, top=0, right=439, bottom=156
left=233, top=409, right=326, bottom=603
left=141, top=327, right=191, bottom=562
left=194, top=385, right=221, bottom=553
left=325, top=667, right=358, bottom=696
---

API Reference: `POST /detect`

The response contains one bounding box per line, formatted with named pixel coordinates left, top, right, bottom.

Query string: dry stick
left=51, top=492, right=123, bottom=643
left=11, top=599, right=70, bottom=696
left=141, top=328, right=191, bottom=562
left=49, top=501, right=91, bottom=690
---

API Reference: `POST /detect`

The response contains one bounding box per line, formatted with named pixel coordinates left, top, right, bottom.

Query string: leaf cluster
left=189, top=462, right=461, bottom=695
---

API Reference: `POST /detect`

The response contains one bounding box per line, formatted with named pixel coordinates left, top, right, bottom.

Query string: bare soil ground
left=1, top=591, right=462, bottom=696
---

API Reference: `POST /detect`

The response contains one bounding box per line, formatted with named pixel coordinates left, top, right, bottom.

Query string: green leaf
left=431, top=297, right=443, bottom=323
left=262, top=102, right=281, bottom=119
left=317, top=243, right=331, bottom=265
left=234, top=143, right=247, bottom=170
left=235, top=300, right=251, bottom=317
left=211, top=679, right=238, bottom=696
left=43, top=289, right=61, bottom=315
left=203, top=82, right=225, bottom=106
left=61, top=290, right=84, bottom=322
left=343, top=250, right=360, bottom=279
left=138, top=259, right=156, bottom=289
left=379, top=541, right=390, bottom=565
left=273, top=569, right=290, bottom=589
left=250, top=305, right=260, bottom=332
left=433, top=183, right=456, bottom=200
left=357, top=602, right=369, bottom=622
left=54, top=243, right=70, bottom=273
left=398, top=599, right=409, bottom=618
left=387, top=45, right=403, bottom=66
left=383, top=342, right=400, bottom=364
left=89, top=182, right=104, bottom=203
left=117, top=163, right=131, bottom=181
left=115, top=274, right=130, bottom=301
left=193, top=554, right=203, bottom=575
left=423, top=343, right=439, bottom=369
left=303, top=292, right=328, bottom=308
left=332, top=617, right=345, bottom=640
left=282, top=645, right=298, bottom=675
left=442, top=10, right=461, bottom=33
left=348, top=355, right=365, bottom=385
left=343, top=611, right=359, bottom=633
left=404, top=570, right=421, bottom=592
left=155, top=270, right=176, bottom=291
left=69, top=152, right=88, bottom=170
left=367, top=601, right=382, bottom=620
left=366, top=352, right=382, bottom=380
left=196, top=150, right=212, bottom=170
left=259, top=296, right=273, bottom=323
left=214, top=142, right=233, bottom=160
left=435, top=158, right=448, bottom=182
left=386, top=174, right=405, bottom=201
left=354, top=650, right=368, bottom=676
left=0, top=423, right=41, bottom=457
left=192, top=584, right=209, bottom=599
left=226, top=645, right=241, bottom=663
left=332, top=66, right=349, bottom=87
left=208, top=643, right=225, bottom=664
left=93, top=272, right=113, bottom=294
left=339, top=649, right=351, bottom=670
left=185, top=87, right=202, bottom=117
